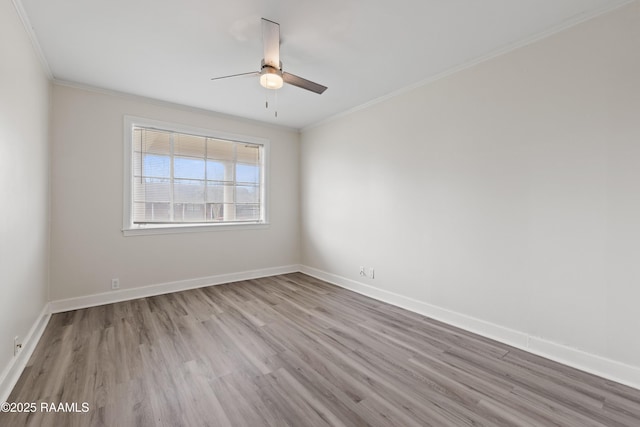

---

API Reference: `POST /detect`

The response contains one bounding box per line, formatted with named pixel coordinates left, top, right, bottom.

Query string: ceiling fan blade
left=210, top=71, right=259, bottom=81
left=282, top=72, right=327, bottom=94
left=262, top=18, right=280, bottom=69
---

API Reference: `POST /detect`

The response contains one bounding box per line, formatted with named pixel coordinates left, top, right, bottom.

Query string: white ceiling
left=21, top=0, right=629, bottom=129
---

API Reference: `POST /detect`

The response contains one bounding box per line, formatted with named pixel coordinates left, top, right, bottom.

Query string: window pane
left=174, top=157, right=205, bottom=179
left=143, top=154, right=170, bottom=178
left=174, top=133, right=205, bottom=157
left=207, top=139, right=234, bottom=161
left=133, top=151, right=143, bottom=175
left=236, top=204, right=260, bottom=220
left=237, top=144, right=260, bottom=164
left=135, top=178, right=170, bottom=202
left=133, top=128, right=142, bottom=152
left=206, top=203, right=225, bottom=221
left=129, top=122, right=265, bottom=227
left=133, top=201, right=146, bottom=221
left=236, top=164, right=259, bottom=183
left=140, top=129, right=171, bottom=154
left=173, top=203, right=205, bottom=222
left=174, top=179, right=204, bottom=203
left=206, top=160, right=226, bottom=181
left=134, top=202, right=171, bottom=222
left=206, top=182, right=233, bottom=203
left=236, top=185, right=259, bottom=203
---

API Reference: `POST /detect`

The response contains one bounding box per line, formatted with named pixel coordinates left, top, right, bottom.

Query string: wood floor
left=2, top=273, right=640, bottom=426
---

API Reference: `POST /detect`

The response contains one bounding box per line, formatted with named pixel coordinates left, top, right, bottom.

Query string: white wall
left=301, top=2, right=640, bottom=376
left=50, top=84, right=300, bottom=300
left=0, top=0, right=50, bottom=381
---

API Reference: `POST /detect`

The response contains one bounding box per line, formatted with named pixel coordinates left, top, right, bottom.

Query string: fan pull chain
left=263, top=88, right=277, bottom=118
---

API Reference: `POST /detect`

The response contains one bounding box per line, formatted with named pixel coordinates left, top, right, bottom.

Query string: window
left=123, top=116, right=268, bottom=235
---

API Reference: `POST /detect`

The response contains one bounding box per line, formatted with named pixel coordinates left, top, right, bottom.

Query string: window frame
left=123, top=115, right=269, bottom=236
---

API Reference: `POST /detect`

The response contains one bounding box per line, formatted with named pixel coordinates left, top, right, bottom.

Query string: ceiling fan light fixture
left=260, top=66, right=283, bottom=90
left=211, top=19, right=327, bottom=95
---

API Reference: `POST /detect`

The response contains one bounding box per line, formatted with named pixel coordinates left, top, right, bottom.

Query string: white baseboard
left=49, top=264, right=300, bottom=313
left=300, top=265, right=640, bottom=391
left=1, top=265, right=299, bottom=401
left=0, top=304, right=51, bottom=403
left=12, top=264, right=640, bottom=400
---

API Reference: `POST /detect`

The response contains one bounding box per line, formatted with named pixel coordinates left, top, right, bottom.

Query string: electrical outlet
left=369, top=267, right=375, bottom=279
left=359, top=266, right=366, bottom=277
left=14, top=336, right=22, bottom=356
left=111, top=278, right=120, bottom=290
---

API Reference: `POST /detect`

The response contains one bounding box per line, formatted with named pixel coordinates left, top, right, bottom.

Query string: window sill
left=122, top=221, right=269, bottom=236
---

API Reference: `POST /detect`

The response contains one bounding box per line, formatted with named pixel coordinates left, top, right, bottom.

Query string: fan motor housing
left=260, top=60, right=283, bottom=89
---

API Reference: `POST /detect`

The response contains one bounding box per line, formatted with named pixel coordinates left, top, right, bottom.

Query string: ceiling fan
left=211, top=18, right=327, bottom=95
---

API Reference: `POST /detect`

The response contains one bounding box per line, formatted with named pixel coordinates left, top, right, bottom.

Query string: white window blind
left=128, top=123, right=265, bottom=228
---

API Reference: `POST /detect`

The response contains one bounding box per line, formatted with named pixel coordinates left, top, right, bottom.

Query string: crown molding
left=11, top=0, right=53, bottom=79
left=52, top=79, right=301, bottom=133
left=302, top=0, right=635, bottom=133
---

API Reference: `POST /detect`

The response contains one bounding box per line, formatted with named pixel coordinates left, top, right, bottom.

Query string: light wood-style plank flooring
left=2, top=273, right=639, bottom=426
